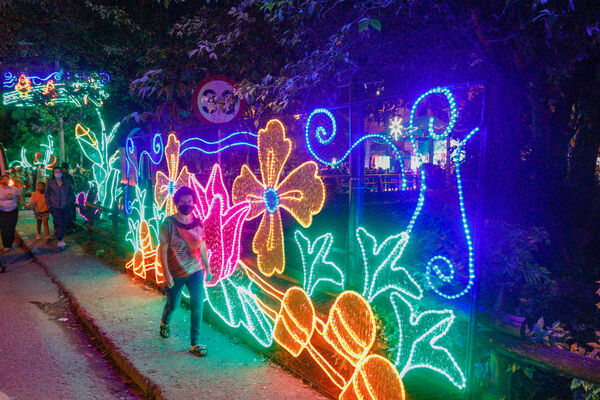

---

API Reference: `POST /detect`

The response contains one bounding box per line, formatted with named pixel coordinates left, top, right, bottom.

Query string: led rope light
left=305, top=108, right=408, bottom=190
left=424, top=127, right=479, bottom=299
left=340, top=354, right=406, bottom=400
left=75, top=109, right=122, bottom=210
left=295, top=231, right=344, bottom=296
left=154, top=134, right=190, bottom=216
left=391, top=293, right=465, bottom=389
left=189, top=164, right=251, bottom=286
left=408, top=87, right=457, bottom=141
left=232, top=119, right=325, bottom=276
left=180, top=131, right=257, bottom=155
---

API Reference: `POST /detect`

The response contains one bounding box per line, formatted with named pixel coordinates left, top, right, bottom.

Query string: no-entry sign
left=193, top=75, right=245, bottom=125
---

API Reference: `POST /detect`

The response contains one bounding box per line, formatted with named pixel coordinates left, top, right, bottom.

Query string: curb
left=16, top=232, right=166, bottom=400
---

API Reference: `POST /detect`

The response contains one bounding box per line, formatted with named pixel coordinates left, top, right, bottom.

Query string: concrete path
left=16, top=211, right=327, bottom=400
left=0, top=246, right=139, bottom=400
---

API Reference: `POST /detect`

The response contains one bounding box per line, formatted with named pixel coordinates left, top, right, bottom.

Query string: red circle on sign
left=193, top=75, right=245, bottom=125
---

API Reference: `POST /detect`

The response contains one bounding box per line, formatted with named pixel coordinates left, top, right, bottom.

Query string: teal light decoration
left=75, top=109, right=122, bottom=210
left=356, top=227, right=422, bottom=303
left=294, top=231, right=344, bottom=296
left=204, top=271, right=274, bottom=347
left=356, top=226, right=466, bottom=389
left=391, top=292, right=466, bottom=389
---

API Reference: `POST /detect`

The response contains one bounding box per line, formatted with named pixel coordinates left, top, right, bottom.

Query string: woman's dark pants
left=0, top=208, right=19, bottom=248
left=161, top=270, right=205, bottom=346
left=50, top=206, right=70, bottom=240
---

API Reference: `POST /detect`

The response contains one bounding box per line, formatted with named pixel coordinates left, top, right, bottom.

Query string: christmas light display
left=232, top=119, right=326, bottom=276
left=118, top=86, right=483, bottom=398
left=15, top=73, right=31, bottom=98
left=125, top=219, right=163, bottom=283
left=189, top=164, right=251, bottom=286
left=273, top=286, right=316, bottom=356
left=2, top=71, right=109, bottom=107
left=295, top=231, right=344, bottom=296
left=305, top=108, right=408, bottom=190
left=180, top=131, right=258, bottom=155
left=323, top=290, right=377, bottom=365
left=340, top=355, right=405, bottom=400
left=424, top=127, right=479, bottom=299
left=75, top=109, right=122, bottom=210
left=154, top=134, right=191, bottom=217
left=16, top=135, right=57, bottom=170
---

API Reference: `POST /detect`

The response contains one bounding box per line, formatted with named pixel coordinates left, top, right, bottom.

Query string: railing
left=478, top=309, right=600, bottom=398
left=75, top=202, right=127, bottom=241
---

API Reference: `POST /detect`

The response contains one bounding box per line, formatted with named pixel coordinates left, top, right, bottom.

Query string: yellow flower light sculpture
left=232, top=119, right=325, bottom=276
left=154, top=133, right=190, bottom=216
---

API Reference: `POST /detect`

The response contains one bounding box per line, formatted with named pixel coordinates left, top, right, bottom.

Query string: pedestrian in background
left=158, top=186, right=212, bottom=357
left=45, top=166, right=73, bottom=250
left=0, top=174, right=24, bottom=254
left=27, top=182, right=50, bottom=241
left=61, top=162, right=76, bottom=232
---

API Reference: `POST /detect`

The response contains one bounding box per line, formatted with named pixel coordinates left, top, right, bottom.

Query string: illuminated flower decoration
left=154, top=133, right=190, bottom=216
left=232, top=120, right=325, bottom=276
left=190, top=164, right=251, bottom=286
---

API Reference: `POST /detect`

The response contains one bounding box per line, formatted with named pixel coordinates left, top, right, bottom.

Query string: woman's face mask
left=55, top=173, right=63, bottom=179
left=177, top=204, right=195, bottom=216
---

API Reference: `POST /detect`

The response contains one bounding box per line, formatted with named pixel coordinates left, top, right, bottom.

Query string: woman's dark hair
left=37, top=182, right=46, bottom=187
left=173, top=186, right=196, bottom=205
left=53, top=166, right=62, bottom=172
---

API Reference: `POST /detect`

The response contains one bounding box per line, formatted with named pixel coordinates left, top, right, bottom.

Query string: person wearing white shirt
left=0, top=174, right=24, bottom=255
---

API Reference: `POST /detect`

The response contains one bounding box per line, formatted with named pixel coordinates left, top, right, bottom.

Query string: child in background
left=27, top=182, right=50, bottom=240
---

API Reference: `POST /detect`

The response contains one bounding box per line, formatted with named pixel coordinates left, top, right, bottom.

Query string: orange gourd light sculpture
left=274, top=286, right=316, bottom=356
left=324, top=291, right=377, bottom=365
left=340, top=355, right=406, bottom=400
left=125, top=220, right=163, bottom=284
left=232, top=119, right=325, bottom=276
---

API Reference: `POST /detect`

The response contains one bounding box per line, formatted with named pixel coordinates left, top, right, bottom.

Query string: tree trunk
left=58, top=115, right=65, bottom=164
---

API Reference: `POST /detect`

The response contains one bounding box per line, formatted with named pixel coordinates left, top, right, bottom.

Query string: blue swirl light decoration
left=305, top=87, right=479, bottom=300
left=305, top=108, right=408, bottom=190
left=2, top=71, right=63, bottom=88
left=3, top=72, right=17, bottom=88
left=424, top=126, right=479, bottom=299
left=406, top=87, right=477, bottom=300
left=123, top=129, right=258, bottom=214
left=123, top=129, right=164, bottom=214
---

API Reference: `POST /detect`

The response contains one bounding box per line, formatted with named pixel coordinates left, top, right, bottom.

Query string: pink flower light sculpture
left=190, top=164, right=251, bottom=286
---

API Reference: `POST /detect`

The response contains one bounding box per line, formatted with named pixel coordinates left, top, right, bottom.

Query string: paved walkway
left=15, top=211, right=327, bottom=400
left=0, top=246, right=139, bottom=400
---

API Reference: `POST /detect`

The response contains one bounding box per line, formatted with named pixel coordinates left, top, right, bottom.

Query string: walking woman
left=158, top=186, right=212, bottom=356
left=0, top=174, right=24, bottom=255
left=45, top=166, right=73, bottom=249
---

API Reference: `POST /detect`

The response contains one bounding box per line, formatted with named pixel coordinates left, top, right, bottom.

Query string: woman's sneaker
left=57, top=240, right=66, bottom=249
left=159, top=323, right=170, bottom=338
left=189, top=344, right=207, bottom=357
left=36, top=234, right=42, bottom=240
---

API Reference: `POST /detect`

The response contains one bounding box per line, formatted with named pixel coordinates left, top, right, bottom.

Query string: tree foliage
left=0, top=0, right=599, bottom=271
